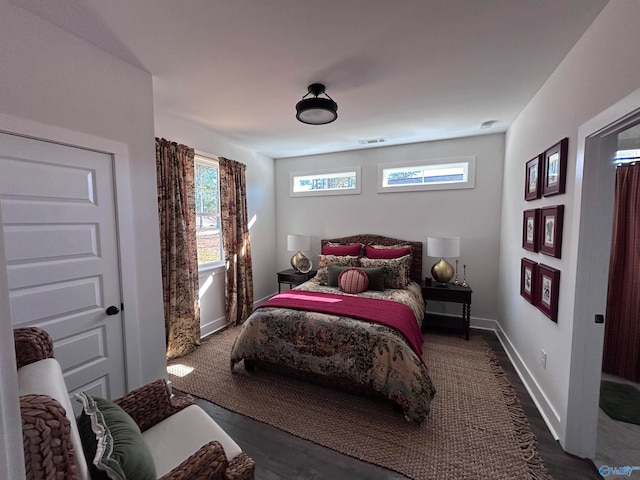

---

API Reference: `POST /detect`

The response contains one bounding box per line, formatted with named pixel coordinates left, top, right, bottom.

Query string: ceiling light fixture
left=296, top=83, right=338, bottom=125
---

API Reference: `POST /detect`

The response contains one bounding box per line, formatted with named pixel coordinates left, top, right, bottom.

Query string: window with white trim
left=378, top=156, right=476, bottom=193
left=290, top=166, right=361, bottom=197
left=615, top=149, right=640, bottom=165
left=195, top=155, right=223, bottom=268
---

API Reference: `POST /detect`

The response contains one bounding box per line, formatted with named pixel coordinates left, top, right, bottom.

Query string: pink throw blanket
left=259, top=290, right=425, bottom=363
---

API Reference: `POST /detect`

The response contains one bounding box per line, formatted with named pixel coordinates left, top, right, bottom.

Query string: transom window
left=614, top=149, right=640, bottom=165
left=195, top=155, right=223, bottom=268
left=290, top=166, right=361, bottom=196
left=378, top=156, right=476, bottom=193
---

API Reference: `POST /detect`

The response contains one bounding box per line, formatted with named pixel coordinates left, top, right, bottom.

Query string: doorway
left=594, top=124, right=640, bottom=469
left=566, top=86, right=640, bottom=461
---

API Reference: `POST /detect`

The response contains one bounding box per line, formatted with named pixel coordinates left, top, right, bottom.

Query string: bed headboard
left=321, top=234, right=423, bottom=283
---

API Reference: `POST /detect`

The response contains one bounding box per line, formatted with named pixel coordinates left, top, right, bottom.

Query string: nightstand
left=421, top=282, right=473, bottom=340
left=277, top=269, right=317, bottom=293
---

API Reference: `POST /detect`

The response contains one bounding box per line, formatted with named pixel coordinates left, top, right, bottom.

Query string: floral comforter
left=230, top=278, right=436, bottom=422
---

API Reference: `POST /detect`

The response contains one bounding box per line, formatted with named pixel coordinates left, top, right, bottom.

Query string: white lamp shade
left=287, top=234, right=310, bottom=252
left=427, top=236, right=460, bottom=258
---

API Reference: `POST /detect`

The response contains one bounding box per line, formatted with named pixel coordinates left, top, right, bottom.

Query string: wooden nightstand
left=422, top=282, right=473, bottom=340
left=277, top=269, right=317, bottom=293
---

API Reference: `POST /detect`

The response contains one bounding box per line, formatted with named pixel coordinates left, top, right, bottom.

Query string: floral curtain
left=219, top=157, right=254, bottom=326
left=155, top=138, right=200, bottom=359
left=602, top=162, right=640, bottom=382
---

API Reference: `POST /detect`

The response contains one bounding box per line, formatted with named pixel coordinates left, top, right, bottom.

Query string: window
left=290, top=166, right=361, bottom=197
left=614, top=149, right=640, bottom=165
left=195, top=155, right=223, bottom=268
left=378, top=156, right=476, bottom=193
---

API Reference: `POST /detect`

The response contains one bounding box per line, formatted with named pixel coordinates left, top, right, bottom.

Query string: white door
left=0, top=132, right=126, bottom=403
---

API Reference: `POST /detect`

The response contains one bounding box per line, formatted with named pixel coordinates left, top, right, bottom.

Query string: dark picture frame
left=536, top=264, right=560, bottom=322
left=520, top=258, right=537, bottom=304
left=525, top=154, right=543, bottom=201
left=542, top=137, right=568, bottom=197
left=522, top=209, right=540, bottom=252
left=538, top=205, right=564, bottom=258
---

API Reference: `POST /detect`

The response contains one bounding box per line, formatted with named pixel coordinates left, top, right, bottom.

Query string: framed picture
left=538, top=205, right=564, bottom=258
left=522, top=209, right=540, bottom=252
left=542, top=138, right=568, bottom=197
left=520, top=258, right=537, bottom=304
left=524, top=154, right=543, bottom=201
left=536, top=264, right=560, bottom=322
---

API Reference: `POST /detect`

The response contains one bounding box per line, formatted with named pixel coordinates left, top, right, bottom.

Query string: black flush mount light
left=295, top=83, right=338, bottom=125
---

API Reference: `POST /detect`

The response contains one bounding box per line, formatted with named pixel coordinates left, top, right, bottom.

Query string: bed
left=229, top=234, right=436, bottom=422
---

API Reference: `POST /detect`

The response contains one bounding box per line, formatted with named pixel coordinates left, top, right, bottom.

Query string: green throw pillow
left=75, top=392, right=156, bottom=480
left=327, top=264, right=350, bottom=287
left=361, top=267, right=385, bottom=291
left=327, top=265, right=385, bottom=291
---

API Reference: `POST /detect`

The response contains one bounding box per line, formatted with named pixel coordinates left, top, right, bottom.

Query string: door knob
left=106, top=305, right=120, bottom=315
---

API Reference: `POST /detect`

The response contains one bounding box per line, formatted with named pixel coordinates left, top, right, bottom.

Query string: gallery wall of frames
left=521, top=137, right=568, bottom=323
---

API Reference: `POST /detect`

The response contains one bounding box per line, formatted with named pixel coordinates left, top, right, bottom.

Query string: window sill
left=198, top=263, right=225, bottom=278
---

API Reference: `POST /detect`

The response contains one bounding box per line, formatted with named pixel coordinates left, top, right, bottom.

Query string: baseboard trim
left=423, top=313, right=497, bottom=332
left=201, top=318, right=226, bottom=339
left=493, top=324, right=562, bottom=440
left=471, top=316, right=498, bottom=331
left=201, top=293, right=275, bottom=339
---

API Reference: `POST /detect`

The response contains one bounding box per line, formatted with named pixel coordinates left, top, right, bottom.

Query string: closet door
left=0, top=132, right=126, bottom=405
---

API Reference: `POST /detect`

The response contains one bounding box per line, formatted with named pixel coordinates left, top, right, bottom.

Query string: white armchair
left=15, top=327, right=255, bottom=480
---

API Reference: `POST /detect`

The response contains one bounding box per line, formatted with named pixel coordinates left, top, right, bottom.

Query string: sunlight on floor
left=167, top=364, right=194, bottom=377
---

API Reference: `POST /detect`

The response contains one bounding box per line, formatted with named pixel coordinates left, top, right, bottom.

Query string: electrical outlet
left=541, top=350, right=547, bottom=369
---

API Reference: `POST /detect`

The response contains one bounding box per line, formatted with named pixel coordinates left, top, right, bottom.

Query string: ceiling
left=11, top=0, right=608, bottom=159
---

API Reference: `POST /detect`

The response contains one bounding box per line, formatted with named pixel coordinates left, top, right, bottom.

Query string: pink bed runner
left=259, top=290, right=425, bottom=364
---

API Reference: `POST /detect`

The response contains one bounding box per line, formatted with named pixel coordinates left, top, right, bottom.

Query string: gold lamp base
left=431, top=258, right=454, bottom=285
left=290, top=251, right=305, bottom=271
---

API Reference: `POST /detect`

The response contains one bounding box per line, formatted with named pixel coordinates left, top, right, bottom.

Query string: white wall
left=275, top=133, right=505, bottom=323
left=498, top=0, right=640, bottom=451
left=154, top=113, right=277, bottom=334
left=0, top=2, right=170, bottom=476
left=0, top=1, right=167, bottom=385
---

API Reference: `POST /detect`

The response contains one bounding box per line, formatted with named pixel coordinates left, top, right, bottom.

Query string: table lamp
left=427, top=236, right=460, bottom=285
left=287, top=234, right=311, bottom=272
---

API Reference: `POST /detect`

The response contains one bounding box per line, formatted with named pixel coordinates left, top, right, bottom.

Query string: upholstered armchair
left=15, top=327, right=255, bottom=480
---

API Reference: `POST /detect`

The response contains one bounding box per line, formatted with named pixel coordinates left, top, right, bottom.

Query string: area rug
left=167, top=327, right=551, bottom=480
left=600, top=380, right=640, bottom=425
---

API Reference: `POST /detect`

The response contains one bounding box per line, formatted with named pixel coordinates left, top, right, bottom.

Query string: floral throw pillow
left=315, top=255, right=360, bottom=285
left=359, top=254, right=411, bottom=289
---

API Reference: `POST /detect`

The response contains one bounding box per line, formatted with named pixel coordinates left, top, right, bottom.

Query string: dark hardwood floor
left=188, top=329, right=601, bottom=479
left=477, top=330, right=600, bottom=480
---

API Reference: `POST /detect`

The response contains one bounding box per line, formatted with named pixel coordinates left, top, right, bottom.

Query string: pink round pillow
left=338, top=267, right=369, bottom=294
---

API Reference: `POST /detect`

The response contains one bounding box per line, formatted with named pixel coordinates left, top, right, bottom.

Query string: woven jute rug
left=167, top=327, right=551, bottom=480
